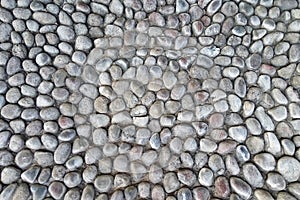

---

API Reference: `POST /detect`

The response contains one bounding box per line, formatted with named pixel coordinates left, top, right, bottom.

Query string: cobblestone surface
left=0, top=0, right=300, bottom=199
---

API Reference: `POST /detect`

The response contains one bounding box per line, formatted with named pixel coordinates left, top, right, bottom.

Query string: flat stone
left=48, top=182, right=66, bottom=199
left=277, top=156, right=300, bottom=182
left=205, top=24, right=221, bottom=36
left=234, top=77, right=246, bottom=98
left=177, top=169, right=196, bottom=187
left=1, top=166, right=21, bottom=184
left=246, top=54, right=262, bottom=69
left=274, top=0, right=298, bottom=10
left=113, top=155, right=129, bottom=172
left=30, top=185, right=47, bottom=200
left=141, top=0, right=156, bottom=13
left=242, top=163, right=264, bottom=188
left=90, top=114, right=110, bottom=128
left=245, top=118, right=262, bottom=135
left=163, top=172, right=180, bottom=193
left=229, top=126, right=248, bottom=142
left=177, top=188, right=192, bottom=200
left=64, top=172, right=81, bottom=188
left=254, top=189, right=274, bottom=200
left=81, top=185, right=95, bottom=200
left=208, top=154, right=225, bottom=175
left=33, top=12, right=56, bottom=24
left=198, top=168, right=214, bottom=186
left=109, top=0, right=124, bottom=16
left=172, top=124, right=196, bottom=139
left=34, top=151, right=54, bottom=167
left=1, top=104, right=21, bottom=119
left=246, top=136, right=264, bottom=154
left=105, top=25, right=123, bottom=37
left=288, top=183, right=300, bottom=199
left=176, top=0, right=189, bottom=13
left=268, top=106, right=287, bottom=121
left=12, top=183, right=30, bottom=200
left=221, top=2, right=238, bottom=16
left=230, top=177, right=252, bottom=199
left=94, top=175, right=113, bottom=193
left=21, top=165, right=40, bottom=184
left=289, top=44, right=300, bottom=62
left=214, top=176, right=230, bottom=198
left=236, top=145, right=250, bottom=163
left=200, top=138, right=217, bottom=152
left=264, top=132, right=281, bottom=156
left=207, top=0, right=222, bottom=16
left=57, top=26, right=75, bottom=42
left=254, top=106, right=274, bottom=131
left=266, top=172, right=286, bottom=191
left=254, top=153, right=276, bottom=172
left=263, top=32, right=284, bottom=45
left=54, top=143, right=71, bottom=164
left=193, top=187, right=210, bottom=200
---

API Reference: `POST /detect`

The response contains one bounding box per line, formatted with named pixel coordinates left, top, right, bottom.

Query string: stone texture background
left=0, top=0, right=300, bottom=199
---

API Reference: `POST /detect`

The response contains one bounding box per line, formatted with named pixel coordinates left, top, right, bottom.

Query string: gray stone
left=0, top=23, right=12, bottom=42
left=221, top=2, right=238, bottom=16
left=176, top=0, right=189, bottom=13
left=288, top=183, right=300, bottom=199
left=242, top=163, right=264, bottom=188
left=172, top=124, right=196, bottom=139
left=177, top=188, right=193, bottom=200
left=208, top=154, right=225, bottom=175
left=198, top=168, right=214, bottom=186
left=163, top=172, right=180, bottom=193
left=207, top=0, right=222, bottom=16
left=236, top=145, right=250, bottom=163
left=205, top=24, right=221, bottom=36
left=109, top=0, right=124, bottom=16
left=11, top=183, right=30, bottom=200
left=254, top=189, right=274, bottom=200
left=275, top=0, right=298, bottom=10
left=57, top=26, right=75, bottom=42
left=48, top=181, right=66, bottom=199
left=21, top=166, right=40, bottom=184
left=90, top=114, right=110, bottom=128
left=289, top=44, right=300, bottom=62
left=264, top=132, right=281, bottom=156
left=94, top=175, right=113, bottom=193
left=54, top=143, right=71, bottom=164
left=266, top=173, right=286, bottom=191
left=255, top=106, right=274, bottom=131
left=81, top=185, right=95, bottom=200
left=277, top=156, right=300, bottom=182
left=193, top=187, right=210, bottom=200
left=234, top=77, right=246, bottom=98
left=1, top=166, right=21, bottom=184
left=72, top=137, right=89, bottom=154
left=1, top=104, right=21, bottom=119
left=151, top=185, right=165, bottom=200
left=66, top=156, right=83, bottom=171
left=229, top=126, right=247, bottom=142
left=30, top=185, right=47, bottom=200
left=33, top=12, right=56, bottom=24
left=267, top=106, right=287, bottom=121
left=200, top=138, right=217, bottom=153
left=64, top=172, right=81, bottom=188
left=254, top=153, right=276, bottom=172
left=113, top=155, right=129, bottom=172
left=263, top=32, right=284, bottom=45
left=230, top=177, right=252, bottom=199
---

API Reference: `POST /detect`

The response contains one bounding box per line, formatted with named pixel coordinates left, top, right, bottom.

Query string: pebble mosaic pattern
left=0, top=0, right=300, bottom=199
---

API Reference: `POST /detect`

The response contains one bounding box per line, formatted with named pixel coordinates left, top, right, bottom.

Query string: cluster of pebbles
left=1, top=0, right=300, bottom=199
